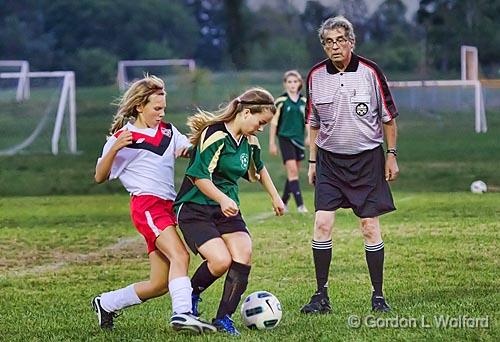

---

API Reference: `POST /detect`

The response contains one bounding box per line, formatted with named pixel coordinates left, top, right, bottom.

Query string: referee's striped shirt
left=305, top=53, right=398, bottom=155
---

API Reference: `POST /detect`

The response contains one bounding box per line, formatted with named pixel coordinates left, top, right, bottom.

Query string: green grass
left=0, top=191, right=498, bottom=340
left=1, top=73, right=499, bottom=196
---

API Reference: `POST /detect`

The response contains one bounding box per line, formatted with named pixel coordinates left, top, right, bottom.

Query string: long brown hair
left=108, top=75, right=165, bottom=135
left=187, top=87, right=276, bottom=145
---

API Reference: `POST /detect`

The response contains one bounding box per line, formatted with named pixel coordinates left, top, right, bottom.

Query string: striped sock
left=365, top=241, right=385, bottom=297
left=312, top=239, right=332, bottom=296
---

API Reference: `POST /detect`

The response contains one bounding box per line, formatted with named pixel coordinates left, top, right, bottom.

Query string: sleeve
left=371, top=65, right=399, bottom=122
left=271, top=96, right=286, bottom=127
left=300, top=96, right=307, bottom=126
left=171, top=124, right=191, bottom=150
left=185, top=127, right=226, bottom=180
left=96, top=130, right=138, bottom=180
left=305, top=73, right=320, bottom=128
left=245, top=135, right=264, bottom=182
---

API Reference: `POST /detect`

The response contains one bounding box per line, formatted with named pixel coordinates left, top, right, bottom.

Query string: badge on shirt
left=356, top=103, right=368, bottom=116
left=240, top=153, right=249, bottom=169
left=161, top=127, right=172, bottom=137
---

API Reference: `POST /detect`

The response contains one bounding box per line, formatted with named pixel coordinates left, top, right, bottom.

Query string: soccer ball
left=240, top=291, right=282, bottom=330
left=470, top=180, right=487, bottom=193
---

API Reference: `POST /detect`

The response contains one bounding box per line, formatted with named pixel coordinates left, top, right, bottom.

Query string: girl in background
left=92, top=75, right=214, bottom=334
left=175, top=87, right=285, bottom=336
left=269, top=70, right=309, bottom=213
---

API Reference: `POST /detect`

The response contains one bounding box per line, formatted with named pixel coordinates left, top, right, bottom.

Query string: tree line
left=0, top=0, right=497, bottom=85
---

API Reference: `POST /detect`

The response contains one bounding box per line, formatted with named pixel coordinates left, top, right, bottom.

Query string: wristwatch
left=386, top=148, right=397, bottom=156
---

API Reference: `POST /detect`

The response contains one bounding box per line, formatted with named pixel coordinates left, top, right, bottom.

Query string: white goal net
left=0, top=71, right=76, bottom=155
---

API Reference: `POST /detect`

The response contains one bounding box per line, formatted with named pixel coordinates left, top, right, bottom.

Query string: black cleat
left=92, top=296, right=119, bottom=329
left=372, top=295, right=391, bottom=312
left=300, top=292, right=332, bottom=314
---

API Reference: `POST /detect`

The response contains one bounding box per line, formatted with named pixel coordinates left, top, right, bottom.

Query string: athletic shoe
left=92, top=296, right=119, bottom=330
left=297, top=205, right=309, bottom=213
left=372, top=295, right=391, bottom=312
left=192, top=294, right=202, bottom=317
left=212, top=315, right=240, bottom=336
left=300, top=292, right=332, bottom=314
left=170, top=312, right=216, bottom=334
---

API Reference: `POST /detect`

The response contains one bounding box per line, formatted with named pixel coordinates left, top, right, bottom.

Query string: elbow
left=94, top=173, right=106, bottom=183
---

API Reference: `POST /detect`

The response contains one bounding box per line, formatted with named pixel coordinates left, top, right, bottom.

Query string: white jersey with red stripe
left=97, top=122, right=190, bottom=200
left=306, top=54, right=398, bottom=155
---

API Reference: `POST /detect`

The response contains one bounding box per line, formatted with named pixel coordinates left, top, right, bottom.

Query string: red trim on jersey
left=358, top=61, right=395, bottom=120
left=114, top=122, right=169, bottom=146
left=305, top=61, right=328, bottom=124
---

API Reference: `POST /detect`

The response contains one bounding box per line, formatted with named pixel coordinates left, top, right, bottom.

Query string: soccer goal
left=117, top=59, right=196, bottom=91
left=0, top=60, right=30, bottom=102
left=0, top=71, right=76, bottom=155
left=388, top=46, right=487, bottom=133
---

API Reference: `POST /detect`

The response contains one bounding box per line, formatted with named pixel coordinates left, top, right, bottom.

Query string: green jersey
left=272, top=93, right=306, bottom=147
left=175, top=122, right=264, bottom=208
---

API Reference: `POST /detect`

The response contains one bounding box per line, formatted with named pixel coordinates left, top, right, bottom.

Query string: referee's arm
left=307, top=127, right=319, bottom=185
left=383, top=119, right=399, bottom=181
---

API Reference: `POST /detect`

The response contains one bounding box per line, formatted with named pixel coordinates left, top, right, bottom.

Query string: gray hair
left=318, top=15, right=356, bottom=47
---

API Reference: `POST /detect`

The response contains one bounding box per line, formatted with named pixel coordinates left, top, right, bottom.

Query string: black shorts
left=279, top=136, right=305, bottom=163
left=314, top=145, right=396, bottom=218
left=177, top=202, right=249, bottom=255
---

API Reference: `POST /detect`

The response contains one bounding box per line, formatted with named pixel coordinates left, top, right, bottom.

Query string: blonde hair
left=283, top=69, right=303, bottom=92
left=108, top=75, right=165, bottom=135
left=188, top=87, right=276, bottom=145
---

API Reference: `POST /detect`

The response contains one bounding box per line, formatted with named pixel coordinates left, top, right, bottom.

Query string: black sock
left=215, top=261, right=251, bottom=319
left=191, top=260, right=220, bottom=295
left=288, top=179, right=304, bottom=207
left=312, top=239, right=332, bottom=297
left=365, top=241, right=385, bottom=297
left=281, top=180, right=290, bottom=204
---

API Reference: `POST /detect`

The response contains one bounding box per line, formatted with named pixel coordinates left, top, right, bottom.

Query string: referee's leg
left=361, top=217, right=391, bottom=312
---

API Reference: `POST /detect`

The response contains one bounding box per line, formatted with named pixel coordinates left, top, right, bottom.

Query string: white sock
left=168, top=276, right=192, bottom=314
left=100, top=284, right=142, bottom=313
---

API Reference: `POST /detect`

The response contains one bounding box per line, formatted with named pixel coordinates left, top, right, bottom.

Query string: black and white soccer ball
left=240, top=291, right=282, bottom=330
left=470, top=180, right=487, bottom=193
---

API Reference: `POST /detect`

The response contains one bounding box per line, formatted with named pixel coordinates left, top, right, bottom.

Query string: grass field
left=0, top=191, right=498, bottom=340
left=0, top=73, right=499, bottom=340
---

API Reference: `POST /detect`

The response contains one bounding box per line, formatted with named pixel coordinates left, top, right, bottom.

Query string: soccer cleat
left=170, top=312, right=216, bottom=334
left=300, top=292, right=332, bottom=314
left=191, top=294, right=202, bottom=317
left=92, top=296, right=119, bottom=330
left=297, top=205, right=309, bottom=213
left=372, top=295, right=391, bottom=312
left=212, top=315, right=241, bottom=336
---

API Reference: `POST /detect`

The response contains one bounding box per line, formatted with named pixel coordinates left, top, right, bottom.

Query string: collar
left=326, top=53, right=359, bottom=74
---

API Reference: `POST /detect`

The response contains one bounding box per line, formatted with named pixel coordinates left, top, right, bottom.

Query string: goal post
left=388, top=46, right=487, bottom=133
left=0, top=60, right=30, bottom=101
left=0, top=71, right=77, bottom=155
left=117, top=59, right=196, bottom=91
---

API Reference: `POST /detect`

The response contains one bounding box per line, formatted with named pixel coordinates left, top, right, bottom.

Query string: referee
left=300, top=16, right=399, bottom=314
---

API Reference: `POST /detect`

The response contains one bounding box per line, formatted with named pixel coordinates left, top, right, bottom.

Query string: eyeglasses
left=322, top=37, right=349, bottom=47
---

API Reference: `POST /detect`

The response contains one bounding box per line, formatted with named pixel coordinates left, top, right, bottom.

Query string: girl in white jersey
left=92, top=75, right=215, bottom=334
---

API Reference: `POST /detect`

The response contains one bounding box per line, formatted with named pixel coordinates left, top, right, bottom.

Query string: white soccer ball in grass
left=241, top=291, right=282, bottom=330
left=470, top=180, right=487, bottom=193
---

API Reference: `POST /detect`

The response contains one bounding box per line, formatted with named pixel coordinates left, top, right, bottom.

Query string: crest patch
left=356, top=103, right=368, bottom=116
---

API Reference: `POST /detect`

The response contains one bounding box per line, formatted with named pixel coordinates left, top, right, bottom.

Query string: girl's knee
left=208, top=254, right=232, bottom=276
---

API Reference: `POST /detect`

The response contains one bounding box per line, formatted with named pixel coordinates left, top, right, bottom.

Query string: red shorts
left=130, top=195, right=177, bottom=254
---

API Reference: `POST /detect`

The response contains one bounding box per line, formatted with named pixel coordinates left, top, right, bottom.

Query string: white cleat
left=170, top=313, right=216, bottom=334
